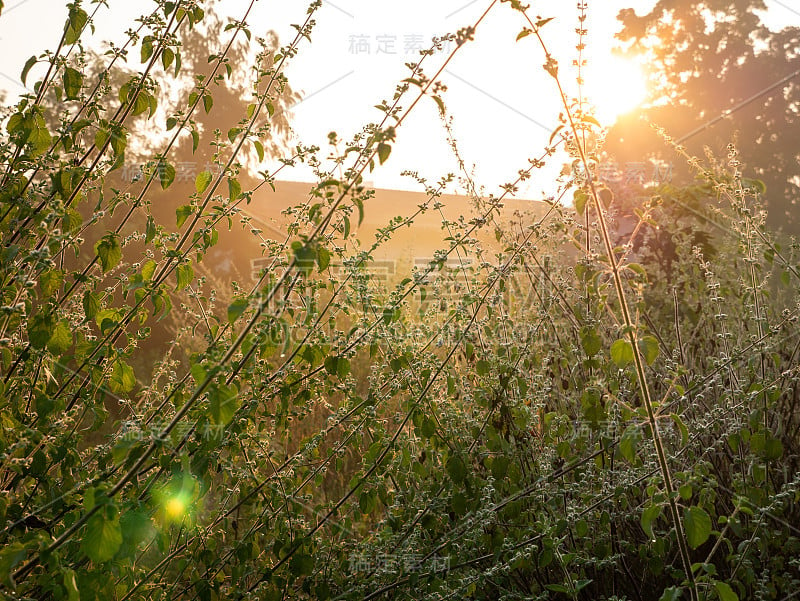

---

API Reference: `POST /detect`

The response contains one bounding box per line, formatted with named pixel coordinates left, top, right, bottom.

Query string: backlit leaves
left=638, top=335, right=659, bottom=365
left=377, top=142, right=391, bottom=165
left=62, top=67, right=83, bottom=99
left=109, top=360, right=136, bottom=394
left=610, top=338, right=634, bottom=367
left=159, top=159, right=176, bottom=190
left=195, top=170, right=212, bottom=194
left=94, top=233, right=122, bottom=272
left=82, top=506, right=123, bottom=563
left=8, top=109, right=51, bottom=156
left=209, top=383, right=239, bottom=426
left=64, top=5, right=88, bottom=45
left=227, top=297, right=248, bottom=324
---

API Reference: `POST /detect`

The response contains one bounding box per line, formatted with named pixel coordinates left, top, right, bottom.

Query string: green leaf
left=47, top=320, right=73, bottom=355
left=118, top=510, right=155, bottom=558
left=670, top=413, right=689, bottom=446
left=111, top=437, right=140, bottom=467
left=40, top=269, right=64, bottom=296
left=253, top=140, right=265, bottom=162
left=141, top=259, right=156, bottom=281
left=491, top=456, right=509, bottom=479
left=377, top=142, right=391, bottom=165
left=227, top=298, right=248, bottom=324
left=28, top=111, right=51, bottom=156
left=109, top=360, right=136, bottom=394
left=28, top=313, right=54, bottom=349
left=419, top=416, right=436, bottom=438
left=190, top=362, right=207, bottom=384
left=96, top=308, right=122, bottom=333
left=140, top=36, right=154, bottom=63
left=83, top=291, right=101, bottom=320
left=21, top=55, right=36, bottom=86
left=354, top=197, right=365, bottom=225
left=203, top=93, right=213, bottom=114
left=324, top=355, right=350, bottom=379
left=683, top=506, right=712, bottom=549
left=359, top=490, right=376, bottom=514
left=161, top=47, right=174, bottom=71
left=228, top=177, right=241, bottom=200
left=580, top=327, right=602, bottom=356
left=64, top=5, right=88, bottom=45
left=316, top=245, right=331, bottom=272
left=659, top=587, right=683, bottom=601
left=6, top=112, right=23, bottom=135
left=175, top=263, right=193, bottom=290
left=159, top=160, right=175, bottom=190
left=62, top=66, right=83, bottom=99
left=714, top=581, right=739, bottom=601
left=628, top=263, right=647, bottom=277
left=476, top=359, right=490, bottom=376
left=289, top=553, right=314, bottom=577
left=292, top=240, right=316, bottom=275
left=82, top=507, right=123, bottom=563
left=209, top=383, right=239, bottom=426
left=94, top=128, right=109, bottom=150
left=176, top=204, right=193, bottom=228
left=94, top=233, right=122, bottom=272
left=574, top=190, right=589, bottom=214
left=63, top=568, right=80, bottom=601
left=145, top=216, right=157, bottom=243
left=762, top=434, right=783, bottom=460
left=109, top=126, right=127, bottom=159
left=342, top=215, right=351, bottom=239
left=620, top=425, right=641, bottom=464
left=516, top=28, right=532, bottom=41
left=0, top=543, right=27, bottom=589
left=638, top=335, right=659, bottom=365
left=641, top=503, right=662, bottom=538
left=446, top=455, right=467, bottom=484
left=610, top=338, right=634, bottom=367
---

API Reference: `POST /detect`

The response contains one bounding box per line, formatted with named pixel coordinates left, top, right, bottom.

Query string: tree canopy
left=606, top=0, right=800, bottom=232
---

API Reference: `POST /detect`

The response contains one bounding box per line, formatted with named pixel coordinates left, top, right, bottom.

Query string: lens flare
left=164, top=495, right=187, bottom=520
left=155, top=474, right=198, bottom=525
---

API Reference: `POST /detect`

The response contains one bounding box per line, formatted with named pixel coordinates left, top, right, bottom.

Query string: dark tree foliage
left=606, top=0, right=800, bottom=233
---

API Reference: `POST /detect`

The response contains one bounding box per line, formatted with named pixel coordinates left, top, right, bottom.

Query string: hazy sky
left=1, top=0, right=798, bottom=199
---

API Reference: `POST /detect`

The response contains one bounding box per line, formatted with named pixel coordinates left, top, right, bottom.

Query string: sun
left=584, top=55, right=648, bottom=125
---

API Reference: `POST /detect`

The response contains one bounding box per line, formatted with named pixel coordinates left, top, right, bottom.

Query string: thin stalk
left=515, top=9, right=700, bottom=600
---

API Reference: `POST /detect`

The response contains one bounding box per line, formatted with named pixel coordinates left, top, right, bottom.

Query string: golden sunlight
left=164, top=495, right=188, bottom=520
left=585, top=55, right=648, bottom=125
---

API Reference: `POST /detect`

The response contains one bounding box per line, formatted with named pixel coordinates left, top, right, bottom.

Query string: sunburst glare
left=585, top=55, right=648, bottom=125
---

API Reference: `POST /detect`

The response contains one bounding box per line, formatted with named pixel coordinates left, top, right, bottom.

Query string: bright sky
left=0, top=0, right=797, bottom=199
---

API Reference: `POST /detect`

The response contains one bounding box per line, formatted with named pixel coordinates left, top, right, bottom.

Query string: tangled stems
left=509, top=4, right=700, bottom=599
